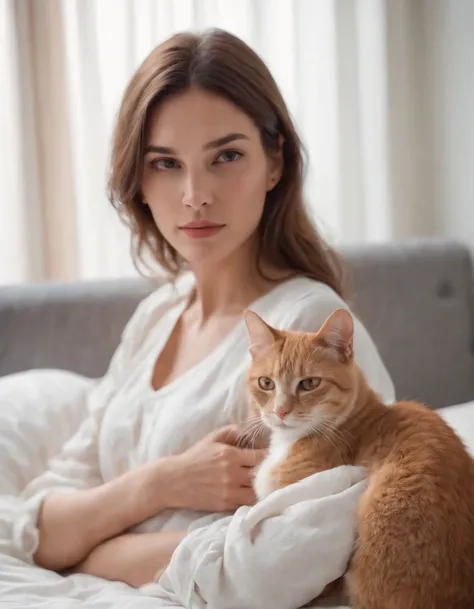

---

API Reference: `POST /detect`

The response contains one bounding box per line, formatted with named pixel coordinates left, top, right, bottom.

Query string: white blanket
left=0, top=468, right=363, bottom=609
left=1, top=369, right=473, bottom=609
left=0, top=465, right=361, bottom=608
left=0, top=369, right=362, bottom=608
left=144, top=465, right=365, bottom=609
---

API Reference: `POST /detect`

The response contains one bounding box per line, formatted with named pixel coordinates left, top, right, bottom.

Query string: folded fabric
left=144, top=465, right=367, bottom=609
left=0, top=369, right=363, bottom=608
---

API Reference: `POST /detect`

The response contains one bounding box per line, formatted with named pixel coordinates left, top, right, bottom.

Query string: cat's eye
left=258, top=377, right=275, bottom=391
left=299, top=377, right=321, bottom=391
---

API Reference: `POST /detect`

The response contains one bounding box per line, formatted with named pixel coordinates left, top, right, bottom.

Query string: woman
left=26, top=29, right=394, bottom=587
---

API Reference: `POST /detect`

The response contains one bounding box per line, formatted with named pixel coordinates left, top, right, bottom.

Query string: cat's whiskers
left=314, top=420, right=347, bottom=465
left=241, top=413, right=262, bottom=426
left=236, top=416, right=267, bottom=449
left=234, top=417, right=262, bottom=448
left=318, top=419, right=344, bottom=442
left=246, top=420, right=267, bottom=446
left=324, top=416, right=357, bottom=445
left=321, top=420, right=356, bottom=456
left=250, top=426, right=267, bottom=449
left=306, top=427, right=322, bottom=441
left=236, top=419, right=261, bottom=437
left=338, top=426, right=358, bottom=445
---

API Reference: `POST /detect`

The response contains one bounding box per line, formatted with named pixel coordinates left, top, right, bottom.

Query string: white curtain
left=1, top=0, right=472, bottom=285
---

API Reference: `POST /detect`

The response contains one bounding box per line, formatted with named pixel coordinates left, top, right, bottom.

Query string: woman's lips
left=179, top=221, right=225, bottom=239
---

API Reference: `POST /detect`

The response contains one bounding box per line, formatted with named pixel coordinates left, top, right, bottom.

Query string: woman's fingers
left=210, top=425, right=241, bottom=445
left=233, top=464, right=257, bottom=487
left=236, top=447, right=267, bottom=467
left=232, top=485, right=259, bottom=508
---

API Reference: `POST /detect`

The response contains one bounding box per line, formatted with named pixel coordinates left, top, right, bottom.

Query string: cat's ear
left=244, top=310, right=279, bottom=360
left=317, top=309, right=354, bottom=362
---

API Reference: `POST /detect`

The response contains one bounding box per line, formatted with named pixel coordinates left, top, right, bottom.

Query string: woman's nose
left=182, top=173, right=213, bottom=209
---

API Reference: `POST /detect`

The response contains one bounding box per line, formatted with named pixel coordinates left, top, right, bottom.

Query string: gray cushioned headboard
left=0, top=239, right=473, bottom=409
left=340, top=239, right=474, bottom=408
left=0, top=277, right=156, bottom=381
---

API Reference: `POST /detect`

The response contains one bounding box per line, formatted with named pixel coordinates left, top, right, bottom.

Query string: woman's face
left=141, top=87, right=281, bottom=270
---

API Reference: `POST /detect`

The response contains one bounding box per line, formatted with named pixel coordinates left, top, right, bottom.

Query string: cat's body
left=244, top=308, right=474, bottom=609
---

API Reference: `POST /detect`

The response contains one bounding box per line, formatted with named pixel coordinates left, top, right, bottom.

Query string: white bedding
left=1, top=369, right=473, bottom=609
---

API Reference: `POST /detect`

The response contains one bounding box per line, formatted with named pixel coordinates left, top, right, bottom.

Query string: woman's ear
left=266, top=135, right=284, bottom=191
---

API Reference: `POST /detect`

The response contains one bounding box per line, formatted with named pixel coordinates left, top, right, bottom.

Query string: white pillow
left=438, top=401, right=474, bottom=457
left=0, top=369, right=95, bottom=495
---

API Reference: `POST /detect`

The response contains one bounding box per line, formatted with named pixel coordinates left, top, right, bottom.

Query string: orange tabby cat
left=244, top=308, right=474, bottom=609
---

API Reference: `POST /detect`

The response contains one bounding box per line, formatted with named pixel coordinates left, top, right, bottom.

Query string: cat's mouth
left=265, top=413, right=318, bottom=433
left=273, top=419, right=290, bottom=428
left=267, top=416, right=300, bottom=430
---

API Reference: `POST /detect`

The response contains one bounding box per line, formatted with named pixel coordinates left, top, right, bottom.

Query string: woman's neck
left=189, top=240, right=291, bottom=324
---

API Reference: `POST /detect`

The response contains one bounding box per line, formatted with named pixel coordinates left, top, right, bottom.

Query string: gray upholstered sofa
left=1, top=238, right=474, bottom=411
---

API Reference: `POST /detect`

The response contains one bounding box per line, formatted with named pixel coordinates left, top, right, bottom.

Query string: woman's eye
left=215, top=150, right=242, bottom=164
left=258, top=376, right=275, bottom=391
left=151, top=158, right=179, bottom=170
left=299, top=377, right=321, bottom=392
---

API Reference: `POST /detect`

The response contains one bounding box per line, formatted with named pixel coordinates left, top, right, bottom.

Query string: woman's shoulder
left=255, top=275, right=346, bottom=332
left=258, top=274, right=372, bottom=347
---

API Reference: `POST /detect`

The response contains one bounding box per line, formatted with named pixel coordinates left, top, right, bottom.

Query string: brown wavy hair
left=109, top=28, right=345, bottom=297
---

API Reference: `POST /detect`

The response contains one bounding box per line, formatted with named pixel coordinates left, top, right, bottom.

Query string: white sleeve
left=278, top=291, right=396, bottom=404
left=1, top=289, right=162, bottom=563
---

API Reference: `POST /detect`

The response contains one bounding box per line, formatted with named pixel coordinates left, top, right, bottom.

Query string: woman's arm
left=34, top=456, right=179, bottom=572
left=29, top=293, right=167, bottom=570
left=73, top=530, right=186, bottom=587
left=34, top=426, right=264, bottom=572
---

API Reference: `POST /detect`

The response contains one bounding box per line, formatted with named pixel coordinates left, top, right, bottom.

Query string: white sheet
left=0, top=369, right=472, bottom=609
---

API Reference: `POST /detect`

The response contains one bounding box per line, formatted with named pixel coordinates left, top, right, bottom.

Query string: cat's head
left=244, top=308, right=358, bottom=439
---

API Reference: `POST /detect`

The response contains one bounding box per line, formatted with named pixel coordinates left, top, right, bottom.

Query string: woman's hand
left=169, top=425, right=267, bottom=512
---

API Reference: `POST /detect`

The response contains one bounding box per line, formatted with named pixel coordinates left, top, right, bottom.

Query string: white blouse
left=22, top=273, right=395, bottom=537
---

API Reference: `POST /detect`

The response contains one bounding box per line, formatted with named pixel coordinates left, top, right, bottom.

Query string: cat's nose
left=275, top=407, right=289, bottom=419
